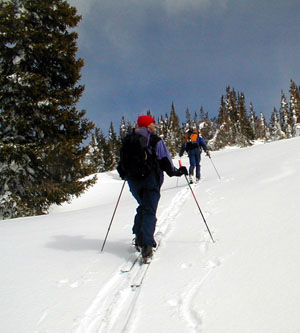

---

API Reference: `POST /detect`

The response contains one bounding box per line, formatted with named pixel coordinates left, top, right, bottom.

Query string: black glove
left=206, top=150, right=211, bottom=157
left=117, top=163, right=126, bottom=180
left=174, top=166, right=188, bottom=177
left=179, top=153, right=183, bottom=158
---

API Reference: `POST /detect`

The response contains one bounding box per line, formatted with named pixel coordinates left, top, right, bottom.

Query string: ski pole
left=101, top=179, right=126, bottom=252
left=179, top=160, right=215, bottom=243
left=208, top=155, right=221, bottom=180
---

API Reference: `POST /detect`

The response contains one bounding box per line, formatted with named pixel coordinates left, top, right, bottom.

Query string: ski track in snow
left=178, top=177, right=228, bottom=332
left=72, top=185, right=192, bottom=333
left=73, top=177, right=227, bottom=333
left=179, top=259, right=222, bottom=333
left=180, top=272, right=211, bottom=332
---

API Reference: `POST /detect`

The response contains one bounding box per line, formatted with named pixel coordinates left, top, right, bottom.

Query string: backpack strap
left=148, top=133, right=161, bottom=151
left=148, top=133, right=161, bottom=181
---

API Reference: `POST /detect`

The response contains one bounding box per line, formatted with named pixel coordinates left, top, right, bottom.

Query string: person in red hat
left=118, top=114, right=187, bottom=262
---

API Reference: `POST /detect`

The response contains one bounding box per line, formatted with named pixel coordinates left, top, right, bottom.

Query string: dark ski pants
left=188, top=148, right=201, bottom=179
left=127, top=172, right=161, bottom=247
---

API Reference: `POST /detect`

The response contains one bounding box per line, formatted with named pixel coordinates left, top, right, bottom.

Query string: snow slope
left=1, top=137, right=300, bottom=333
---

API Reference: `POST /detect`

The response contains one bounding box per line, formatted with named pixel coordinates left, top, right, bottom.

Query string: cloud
left=67, top=0, right=230, bottom=55
left=67, top=0, right=300, bottom=130
left=67, top=0, right=97, bottom=16
left=163, top=0, right=229, bottom=15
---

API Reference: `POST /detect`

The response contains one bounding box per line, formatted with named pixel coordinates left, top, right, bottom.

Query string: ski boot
left=142, top=245, right=153, bottom=264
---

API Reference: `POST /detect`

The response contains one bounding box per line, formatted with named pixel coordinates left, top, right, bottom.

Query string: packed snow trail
left=73, top=184, right=192, bottom=332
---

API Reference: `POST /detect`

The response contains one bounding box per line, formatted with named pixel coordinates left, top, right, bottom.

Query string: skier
left=117, top=115, right=187, bottom=262
left=179, top=128, right=210, bottom=183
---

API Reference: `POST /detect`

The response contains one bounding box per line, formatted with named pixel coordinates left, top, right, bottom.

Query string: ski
left=187, top=180, right=199, bottom=188
left=130, top=258, right=151, bottom=288
left=120, top=252, right=141, bottom=273
left=130, top=231, right=162, bottom=288
left=187, top=176, right=201, bottom=185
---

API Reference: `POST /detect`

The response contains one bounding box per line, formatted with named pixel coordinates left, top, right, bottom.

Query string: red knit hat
left=137, top=115, right=155, bottom=128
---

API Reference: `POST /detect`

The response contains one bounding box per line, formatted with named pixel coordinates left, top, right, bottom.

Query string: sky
left=1, top=136, right=300, bottom=332
left=67, top=0, right=300, bottom=134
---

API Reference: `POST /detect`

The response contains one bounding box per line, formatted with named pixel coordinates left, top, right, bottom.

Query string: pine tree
left=199, top=106, right=214, bottom=141
left=192, top=111, right=198, bottom=129
left=225, top=86, right=238, bottom=144
left=210, top=87, right=254, bottom=149
left=119, top=116, right=127, bottom=140
left=258, top=112, right=270, bottom=141
left=88, top=127, right=108, bottom=172
left=0, top=0, right=96, bottom=219
left=291, top=109, right=298, bottom=137
left=107, top=122, right=119, bottom=170
left=289, top=79, right=300, bottom=136
left=210, top=95, right=231, bottom=149
left=184, top=108, right=192, bottom=131
left=249, top=102, right=259, bottom=140
left=279, top=90, right=292, bottom=138
left=119, top=116, right=133, bottom=140
left=167, top=103, right=182, bottom=157
left=161, top=113, right=169, bottom=142
left=236, top=92, right=254, bottom=145
left=156, top=115, right=164, bottom=138
left=270, top=108, right=285, bottom=140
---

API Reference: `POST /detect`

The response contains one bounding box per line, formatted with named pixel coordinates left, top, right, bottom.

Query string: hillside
left=1, top=137, right=300, bottom=333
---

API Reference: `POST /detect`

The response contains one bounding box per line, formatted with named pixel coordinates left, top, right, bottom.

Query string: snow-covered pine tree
left=166, top=103, right=182, bottom=157
left=160, top=113, right=169, bottom=143
left=107, top=122, right=119, bottom=170
left=119, top=117, right=127, bottom=140
left=279, top=90, right=292, bottom=138
left=270, top=108, right=285, bottom=141
left=289, top=79, right=300, bottom=136
left=87, top=127, right=107, bottom=172
left=199, top=106, right=214, bottom=142
left=291, top=110, right=298, bottom=137
left=185, top=108, right=192, bottom=130
left=226, top=87, right=238, bottom=143
left=156, top=115, right=164, bottom=138
left=236, top=92, right=254, bottom=146
left=0, top=0, right=96, bottom=219
left=210, top=87, right=255, bottom=149
left=258, top=112, right=270, bottom=141
left=119, top=116, right=133, bottom=140
left=192, top=111, right=198, bottom=130
left=249, top=102, right=260, bottom=140
left=209, top=95, right=232, bottom=150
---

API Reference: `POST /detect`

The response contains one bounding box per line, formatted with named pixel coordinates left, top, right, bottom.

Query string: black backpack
left=117, top=129, right=160, bottom=180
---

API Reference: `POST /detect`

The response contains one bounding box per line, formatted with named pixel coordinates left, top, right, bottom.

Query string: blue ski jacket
left=179, top=136, right=208, bottom=157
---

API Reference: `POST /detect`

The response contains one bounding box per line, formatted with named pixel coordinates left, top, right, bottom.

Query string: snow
left=1, top=137, right=300, bottom=333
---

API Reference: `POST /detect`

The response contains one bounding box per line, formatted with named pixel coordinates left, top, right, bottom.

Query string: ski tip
left=131, top=284, right=140, bottom=289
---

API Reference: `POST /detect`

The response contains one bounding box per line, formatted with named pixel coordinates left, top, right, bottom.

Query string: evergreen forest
left=1, top=0, right=300, bottom=219
left=88, top=82, right=300, bottom=172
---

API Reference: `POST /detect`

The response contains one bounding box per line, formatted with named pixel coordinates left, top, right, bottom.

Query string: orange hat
left=137, top=115, right=155, bottom=128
